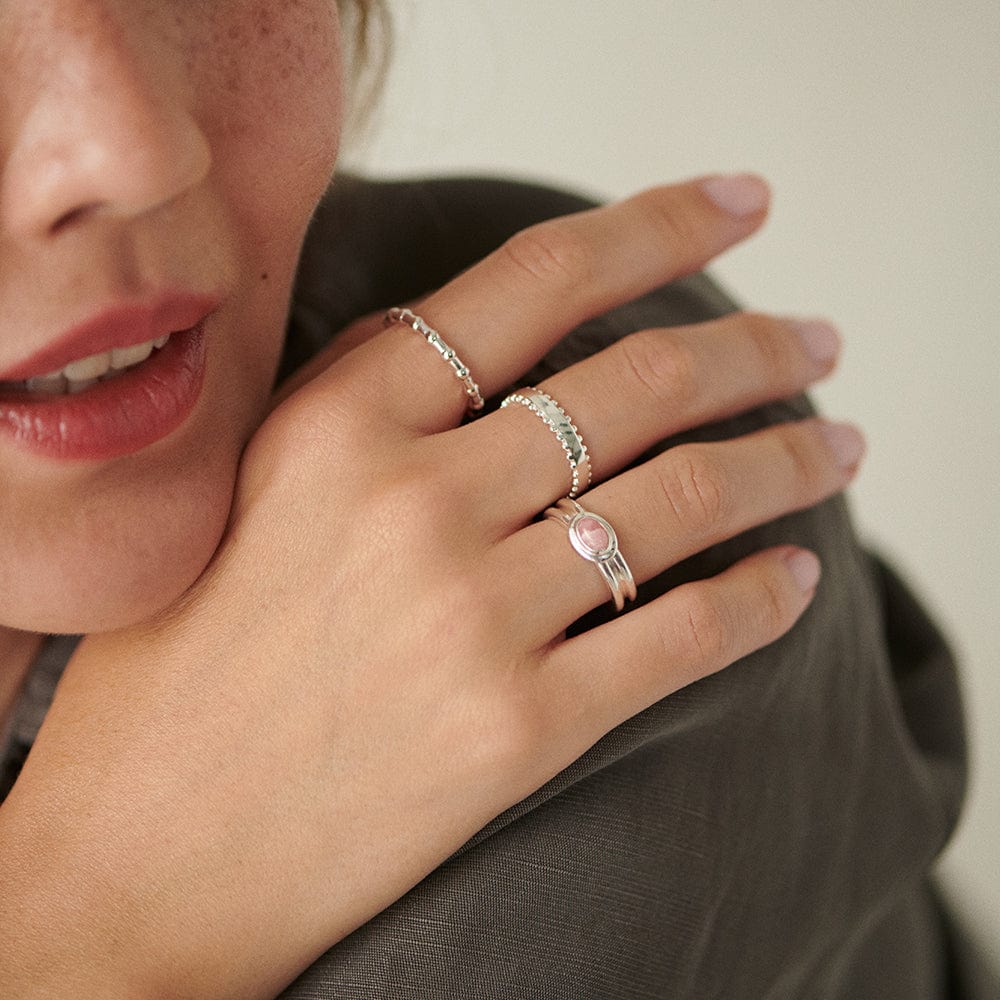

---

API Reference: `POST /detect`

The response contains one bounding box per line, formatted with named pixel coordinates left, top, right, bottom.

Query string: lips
left=0, top=295, right=220, bottom=382
left=0, top=295, right=219, bottom=461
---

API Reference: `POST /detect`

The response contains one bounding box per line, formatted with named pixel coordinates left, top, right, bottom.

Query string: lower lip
left=0, top=323, right=207, bottom=462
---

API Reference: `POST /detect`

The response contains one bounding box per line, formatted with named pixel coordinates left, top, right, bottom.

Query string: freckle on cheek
left=253, top=4, right=274, bottom=38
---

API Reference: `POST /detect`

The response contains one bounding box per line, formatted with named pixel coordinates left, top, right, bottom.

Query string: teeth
left=68, top=378, right=99, bottom=394
left=111, top=341, right=153, bottom=370
left=15, top=333, right=171, bottom=395
left=25, top=373, right=68, bottom=395
left=63, top=351, right=111, bottom=382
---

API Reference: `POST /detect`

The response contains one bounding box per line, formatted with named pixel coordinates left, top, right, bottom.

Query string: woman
left=0, top=1, right=979, bottom=997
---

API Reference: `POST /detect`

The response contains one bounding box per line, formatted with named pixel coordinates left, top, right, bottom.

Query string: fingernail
left=821, top=421, right=866, bottom=472
left=785, top=549, right=821, bottom=593
left=791, top=318, right=840, bottom=365
left=699, top=173, right=770, bottom=217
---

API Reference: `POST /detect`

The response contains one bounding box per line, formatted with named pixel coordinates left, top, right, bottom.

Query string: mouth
left=0, top=332, right=172, bottom=396
left=0, top=322, right=209, bottom=462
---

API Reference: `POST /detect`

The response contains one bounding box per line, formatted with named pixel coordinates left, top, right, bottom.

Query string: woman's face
left=0, top=1, right=343, bottom=634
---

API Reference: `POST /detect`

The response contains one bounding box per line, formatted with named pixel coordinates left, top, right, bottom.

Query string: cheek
left=194, top=1, right=345, bottom=413
left=196, top=1, right=344, bottom=242
left=0, top=445, right=239, bottom=634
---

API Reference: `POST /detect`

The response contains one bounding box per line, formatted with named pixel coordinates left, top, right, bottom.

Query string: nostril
left=50, top=203, right=99, bottom=235
left=3, top=82, right=211, bottom=240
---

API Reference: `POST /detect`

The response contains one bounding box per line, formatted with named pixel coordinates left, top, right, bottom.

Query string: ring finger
left=491, top=416, right=864, bottom=645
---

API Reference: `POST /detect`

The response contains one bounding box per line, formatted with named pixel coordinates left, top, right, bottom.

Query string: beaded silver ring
left=385, top=307, right=485, bottom=415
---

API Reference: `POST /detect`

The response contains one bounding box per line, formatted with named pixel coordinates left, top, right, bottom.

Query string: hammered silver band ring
left=500, top=388, right=591, bottom=498
left=385, top=307, right=485, bottom=414
left=544, top=498, right=636, bottom=612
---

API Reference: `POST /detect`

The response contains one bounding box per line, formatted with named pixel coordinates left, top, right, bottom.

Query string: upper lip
left=0, top=292, right=222, bottom=382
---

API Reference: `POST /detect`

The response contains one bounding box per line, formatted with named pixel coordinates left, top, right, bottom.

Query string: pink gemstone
left=576, top=516, right=610, bottom=555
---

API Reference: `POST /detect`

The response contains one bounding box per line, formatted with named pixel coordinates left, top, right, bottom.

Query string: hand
left=0, top=175, right=862, bottom=999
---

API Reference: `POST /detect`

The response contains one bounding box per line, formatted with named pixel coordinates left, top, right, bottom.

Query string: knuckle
left=465, top=659, right=553, bottom=774
left=500, top=220, right=593, bottom=290
left=742, top=311, right=781, bottom=362
left=740, top=311, right=795, bottom=380
left=758, top=571, right=792, bottom=637
left=371, top=462, right=466, bottom=550
left=617, top=330, right=699, bottom=412
left=775, top=424, right=822, bottom=491
left=643, top=190, right=707, bottom=262
left=680, top=588, right=730, bottom=666
left=459, top=583, right=518, bottom=655
left=492, top=689, right=549, bottom=768
left=657, top=447, right=726, bottom=533
left=239, top=396, right=357, bottom=504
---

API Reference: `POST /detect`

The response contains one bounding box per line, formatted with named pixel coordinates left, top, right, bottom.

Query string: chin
left=68, top=528, right=229, bottom=635
left=0, top=319, right=278, bottom=636
left=0, top=421, right=248, bottom=637
left=6, top=497, right=233, bottom=637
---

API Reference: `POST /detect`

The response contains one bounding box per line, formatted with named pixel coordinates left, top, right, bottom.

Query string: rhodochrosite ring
left=544, top=498, right=637, bottom=612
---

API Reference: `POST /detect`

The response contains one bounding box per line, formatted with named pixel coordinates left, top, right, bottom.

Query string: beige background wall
left=342, top=0, right=1000, bottom=956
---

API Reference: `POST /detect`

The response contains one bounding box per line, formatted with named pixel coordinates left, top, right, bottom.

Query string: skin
left=0, top=2, right=865, bottom=997
left=0, top=0, right=343, bottom=636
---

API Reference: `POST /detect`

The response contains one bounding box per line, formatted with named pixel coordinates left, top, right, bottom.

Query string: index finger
left=342, top=174, right=771, bottom=432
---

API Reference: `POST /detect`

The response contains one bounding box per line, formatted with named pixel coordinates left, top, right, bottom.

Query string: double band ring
left=385, top=307, right=485, bottom=415
left=501, top=388, right=592, bottom=499
left=545, top=498, right=636, bottom=612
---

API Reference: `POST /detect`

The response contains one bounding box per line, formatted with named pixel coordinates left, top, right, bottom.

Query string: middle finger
left=461, top=311, right=840, bottom=533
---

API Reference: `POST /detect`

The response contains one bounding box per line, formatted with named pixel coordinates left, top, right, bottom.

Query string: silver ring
left=500, top=388, right=591, bottom=498
left=385, top=307, right=485, bottom=414
left=544, top=498, right=636, bottom=612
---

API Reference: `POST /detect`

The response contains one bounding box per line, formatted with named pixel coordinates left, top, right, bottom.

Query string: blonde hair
left=339, top=0, right=387, bottom=72
left=338, top=0, right=390, bottom=129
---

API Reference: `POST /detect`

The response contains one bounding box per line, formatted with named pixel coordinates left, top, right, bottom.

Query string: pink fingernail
left=785, top=549, right=821, bottom=593
left=700, top=173, right=770, bottom=217
left=821, top=421, right=866, bottom=472
left=792, top=318, right=841, bottom=365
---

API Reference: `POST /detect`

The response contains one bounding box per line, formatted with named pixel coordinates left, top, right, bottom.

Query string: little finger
left=537, top=546, right=821, bottom=743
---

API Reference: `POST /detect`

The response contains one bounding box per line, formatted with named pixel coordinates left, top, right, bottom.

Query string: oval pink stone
left=576, top=516, right=610, bottom=555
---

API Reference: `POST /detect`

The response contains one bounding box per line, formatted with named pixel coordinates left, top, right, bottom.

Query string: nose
left=0, top=4, right=211, bottom=239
